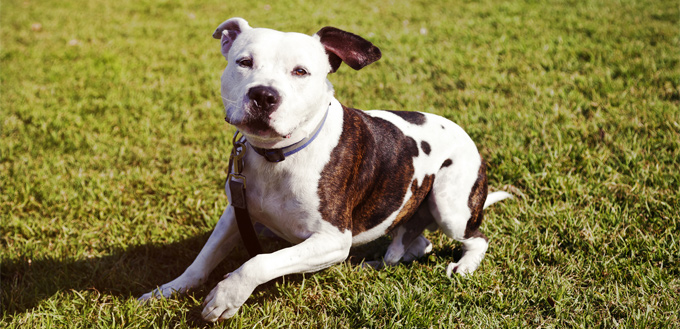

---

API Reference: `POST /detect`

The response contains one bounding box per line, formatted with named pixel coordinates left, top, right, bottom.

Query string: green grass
left=2, top=0, right=678, bottom=327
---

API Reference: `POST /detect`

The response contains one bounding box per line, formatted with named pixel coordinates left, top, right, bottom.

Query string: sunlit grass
left=2, top=0, right=678, bottom=327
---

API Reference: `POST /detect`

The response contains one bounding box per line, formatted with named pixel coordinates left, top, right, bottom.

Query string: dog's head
left=213, top=18, right=381, bottom=149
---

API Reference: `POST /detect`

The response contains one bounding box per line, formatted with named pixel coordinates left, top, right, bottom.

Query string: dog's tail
left=483, top=191, right=513, bottom=209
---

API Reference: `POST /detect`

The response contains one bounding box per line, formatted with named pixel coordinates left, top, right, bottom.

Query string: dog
left=139, top=17, right=511, bottom=322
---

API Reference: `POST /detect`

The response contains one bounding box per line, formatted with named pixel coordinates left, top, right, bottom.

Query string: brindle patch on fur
left=464, top=160, right=488, bottom=239
left=318, top=106, right=423, bottom=235
left=388, top=175, right=435, bottom=231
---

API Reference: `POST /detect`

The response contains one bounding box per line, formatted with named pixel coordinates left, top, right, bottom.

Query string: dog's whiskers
left=220, top=96, right=241, bottom=123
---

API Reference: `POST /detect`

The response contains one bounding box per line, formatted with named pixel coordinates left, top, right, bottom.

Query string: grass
left=1, top=0, right=678, bottom=327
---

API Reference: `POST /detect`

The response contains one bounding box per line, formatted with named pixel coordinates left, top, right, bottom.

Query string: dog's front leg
left=201, top=231, right=351, bottom=321
left=138, top=206, right=239, bottom=301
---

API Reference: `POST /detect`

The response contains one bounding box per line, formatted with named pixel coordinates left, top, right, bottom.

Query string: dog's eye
left=292, top=67, right=309, bottom=77
left=236, top=58, right=253, bottom=68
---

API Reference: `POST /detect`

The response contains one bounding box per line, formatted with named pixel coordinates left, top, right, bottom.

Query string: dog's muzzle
left=227, top=85, right=282, bottom=136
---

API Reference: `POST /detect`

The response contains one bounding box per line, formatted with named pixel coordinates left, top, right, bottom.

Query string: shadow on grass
left=1, top=229, right=464, bottom=322
left=1, top=232, right=251, bottom=317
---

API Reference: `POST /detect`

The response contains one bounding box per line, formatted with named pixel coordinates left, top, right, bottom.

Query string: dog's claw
left=446, top=262, right=476, bottom=277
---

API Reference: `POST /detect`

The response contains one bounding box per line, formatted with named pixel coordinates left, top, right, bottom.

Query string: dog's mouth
left=225, top=106, right=293, bottom=147
left=243, top=132, right=293, bottom=149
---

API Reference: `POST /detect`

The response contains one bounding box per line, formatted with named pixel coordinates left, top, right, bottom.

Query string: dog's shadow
left=2, top=230, right=463, bottom=323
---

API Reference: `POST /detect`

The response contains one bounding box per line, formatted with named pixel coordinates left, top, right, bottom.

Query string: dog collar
left=249, top=108, right=329, bottom=163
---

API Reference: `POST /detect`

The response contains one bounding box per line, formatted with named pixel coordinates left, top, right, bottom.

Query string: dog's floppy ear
left=212, top=17, right=252, bottom=60
left=315, top=27, right=382, bottom=73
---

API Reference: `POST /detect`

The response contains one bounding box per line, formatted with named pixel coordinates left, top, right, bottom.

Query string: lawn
left=1, top=0, right=679, bottom=327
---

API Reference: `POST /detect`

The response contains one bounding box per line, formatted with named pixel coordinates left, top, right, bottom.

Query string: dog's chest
left=242, top=162, right=324, bottom=243
left=235, top=105, right=346, bottom=243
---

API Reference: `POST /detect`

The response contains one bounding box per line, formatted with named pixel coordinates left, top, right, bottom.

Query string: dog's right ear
left=212, top=17, right=252, bottom=60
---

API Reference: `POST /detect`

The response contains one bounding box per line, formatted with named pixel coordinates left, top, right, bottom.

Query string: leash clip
left=228, top=131, right=248, bottom=189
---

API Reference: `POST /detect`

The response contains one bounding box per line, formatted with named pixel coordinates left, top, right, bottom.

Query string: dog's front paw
left=201, top=274, right=254, bottom=322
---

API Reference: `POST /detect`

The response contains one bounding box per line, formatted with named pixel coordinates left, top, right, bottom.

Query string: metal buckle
left=227, top=173, right=247, bottom=190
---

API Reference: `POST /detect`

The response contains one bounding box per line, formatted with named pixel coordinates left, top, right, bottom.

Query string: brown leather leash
left=227, top=131, right=263, bottom=257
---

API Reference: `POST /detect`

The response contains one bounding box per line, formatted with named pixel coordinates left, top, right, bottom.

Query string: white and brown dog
left=139, top=17, right=511, bottom=322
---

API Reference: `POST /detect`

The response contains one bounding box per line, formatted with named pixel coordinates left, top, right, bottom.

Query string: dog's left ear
left=315, top=27, right=382, bottom=73
left=213, top=17, right=252, bottom=60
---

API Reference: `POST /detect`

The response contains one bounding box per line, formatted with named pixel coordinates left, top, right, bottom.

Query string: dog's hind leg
left=445, top=232, right=488, bottom=277
left=428, top=158, right=490, bottom=277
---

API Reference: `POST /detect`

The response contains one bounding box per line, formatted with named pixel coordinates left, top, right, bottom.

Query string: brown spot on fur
left=317, top=106, right=424, bottom=235
left=464, top=160, right=488, bottom=239
left=441, top=159, right=453, bottom=169
left=420, top=141, right=431, bottom=155
left=387, top=111, right=426, bottom=125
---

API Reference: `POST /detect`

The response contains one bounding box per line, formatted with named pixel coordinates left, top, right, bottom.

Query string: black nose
left=247, top=86, right=280, bottom=112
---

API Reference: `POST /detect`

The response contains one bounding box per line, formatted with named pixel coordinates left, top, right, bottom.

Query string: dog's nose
left=247, top=86, right=280, bottom=112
